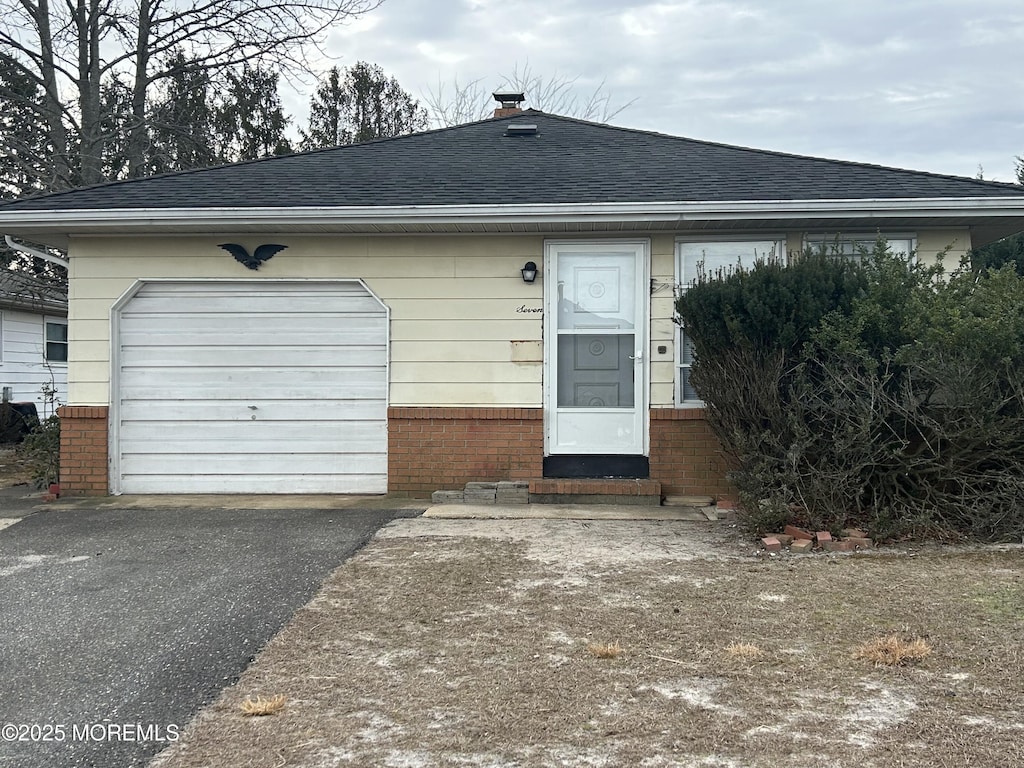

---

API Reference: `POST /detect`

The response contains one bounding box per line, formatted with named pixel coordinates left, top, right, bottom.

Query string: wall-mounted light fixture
left=521, top=261, right=538, bottom=283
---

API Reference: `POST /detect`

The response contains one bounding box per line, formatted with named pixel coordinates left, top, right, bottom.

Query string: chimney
left=493, top=91, right=525, bottom=118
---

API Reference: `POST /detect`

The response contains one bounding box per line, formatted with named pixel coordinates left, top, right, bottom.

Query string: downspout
left=4, top=235, right=69, bottom=269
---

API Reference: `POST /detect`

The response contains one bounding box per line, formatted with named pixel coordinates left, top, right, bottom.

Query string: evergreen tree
left=215, top=66, right=294, bottom=161
left=302, top=62, right=428, bottom=149
left=99, top=76, right=136, bottom=182
left=972, top=232, right=1024, bottom=275
left=147, top=53, right=219, bottom=174
left=303, top=66, right=350, bottom=148
left=0, top=59, right=51, bottom=199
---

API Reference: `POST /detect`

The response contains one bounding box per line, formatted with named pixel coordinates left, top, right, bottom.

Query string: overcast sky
left=288, top=0, right=1024, bottom=183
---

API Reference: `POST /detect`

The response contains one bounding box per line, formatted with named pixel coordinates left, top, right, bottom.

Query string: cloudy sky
left=292, top=0, right=1024, bottom=183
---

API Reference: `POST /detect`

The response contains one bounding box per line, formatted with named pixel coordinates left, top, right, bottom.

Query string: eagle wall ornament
left=218, top=243, right=287, bottom=270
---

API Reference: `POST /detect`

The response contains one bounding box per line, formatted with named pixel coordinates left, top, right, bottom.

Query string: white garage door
left=113, top=280, right=388, bottom=494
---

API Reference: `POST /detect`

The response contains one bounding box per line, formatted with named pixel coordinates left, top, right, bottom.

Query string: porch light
left=521, top=261, right=538, bottom=283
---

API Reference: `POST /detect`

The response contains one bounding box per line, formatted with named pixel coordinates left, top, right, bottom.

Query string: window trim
left=44, top=317, right=68, bottom=365
left=674, top=236, right=787, bottom=406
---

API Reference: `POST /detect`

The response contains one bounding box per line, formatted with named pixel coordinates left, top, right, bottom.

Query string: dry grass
left=238, top=694, right=286, bottom=717
left=0, top=446, right=32, bottom=487
left=150, top=523, right=1024, bottom=768
left=586, top=640, right=623, bottom=659
left=853, top=634, right=933, bottom=666
left=724, top=642, right=765, bottom=661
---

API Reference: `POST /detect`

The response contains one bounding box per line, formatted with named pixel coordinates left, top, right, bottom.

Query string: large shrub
left=677, top=241, right=1024, bottom=542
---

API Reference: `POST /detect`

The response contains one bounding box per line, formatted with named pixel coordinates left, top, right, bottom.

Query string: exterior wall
left=62, top=227, right=972, bottom=497
left=649, top=408, right=733, bottom=498
left=916, top=228, right=971, bottom=269
left=57, top=405, right=108, bottom=494
left=388, top=407, right=543, bottom=495
left=66, top=234, right=546, bottom=407
left=649, top=234, right=677, bottom=408
left=0, top=307, right=67, bottom=416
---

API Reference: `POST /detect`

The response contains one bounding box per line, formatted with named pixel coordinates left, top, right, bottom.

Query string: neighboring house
left=0, top=270, right=67, bottom=419
left=1, top=103, right=1023, bottom=497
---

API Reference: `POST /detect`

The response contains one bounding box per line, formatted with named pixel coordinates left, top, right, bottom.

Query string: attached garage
left=111, top=280, right=388, bottom=494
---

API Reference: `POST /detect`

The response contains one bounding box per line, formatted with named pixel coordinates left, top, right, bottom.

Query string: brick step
left=528, top=478, right=662, bottom=506
left=431, top=478, right=663, bottom=506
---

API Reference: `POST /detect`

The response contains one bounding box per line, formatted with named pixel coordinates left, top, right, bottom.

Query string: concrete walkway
left=1, top=485, right=720, bottom=524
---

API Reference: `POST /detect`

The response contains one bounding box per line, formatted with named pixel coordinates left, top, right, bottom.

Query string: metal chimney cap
left=493, top=91, right=526, bottom=107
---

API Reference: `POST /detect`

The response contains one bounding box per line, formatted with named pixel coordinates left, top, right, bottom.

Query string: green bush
left=677, top=241, right=1024, bottom=542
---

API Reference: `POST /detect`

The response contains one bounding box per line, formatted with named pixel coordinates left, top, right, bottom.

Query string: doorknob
left=628, top=351, right=643, bottom=360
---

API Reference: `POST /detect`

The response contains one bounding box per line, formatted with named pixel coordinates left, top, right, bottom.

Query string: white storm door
left=544, top=241, right=648, bottom=455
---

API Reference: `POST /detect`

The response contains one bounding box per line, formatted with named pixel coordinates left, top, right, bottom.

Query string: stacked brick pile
left=760, top=525, right=874, bottom=554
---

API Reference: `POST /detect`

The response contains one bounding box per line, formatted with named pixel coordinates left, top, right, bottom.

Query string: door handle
left=628, top=351, right=643, bottom=361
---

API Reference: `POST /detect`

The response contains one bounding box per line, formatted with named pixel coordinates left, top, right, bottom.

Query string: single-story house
left=1, top=102, right=1023, bottom=497
left=0, top=269, right=68, bottom=420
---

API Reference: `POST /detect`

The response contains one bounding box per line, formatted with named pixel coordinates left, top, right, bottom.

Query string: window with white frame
left=675, top=238, right=786, bottom=404
left=804, top=233, right=916, bottom=262
left=45, top=319, right=68, bottom=363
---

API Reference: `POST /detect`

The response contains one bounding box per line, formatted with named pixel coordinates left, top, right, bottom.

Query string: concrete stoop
left=429, top=480, right=727, bottom=521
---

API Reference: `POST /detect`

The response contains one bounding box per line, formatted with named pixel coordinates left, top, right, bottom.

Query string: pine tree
left=302, top=62, right=428, bottom=150
left=304, top=66, right=350, bottom=148
left=0, top=59, right=52, bottom=198
left=215, top=66, right=294, bottom=162
left=147, top=53, right=219, bottom=174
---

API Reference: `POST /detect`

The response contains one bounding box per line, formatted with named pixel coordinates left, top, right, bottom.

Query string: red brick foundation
left=649, top=408, right=733, bottom=499
left=54, top=404, right=730, bottom=499
left=57, top=405, right=109, bottom=495
left=388, top=407, right=544, bottom=495
left=388, top=405, right=733, bottom=499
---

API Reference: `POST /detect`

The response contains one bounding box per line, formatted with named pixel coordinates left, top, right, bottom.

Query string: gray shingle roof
left=1, top=111, right=1020, bottom=212
left=0, top=270, right=67, bottom=313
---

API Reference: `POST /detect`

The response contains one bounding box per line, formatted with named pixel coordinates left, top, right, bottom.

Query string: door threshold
left=543, top=454, right=650, bottom=479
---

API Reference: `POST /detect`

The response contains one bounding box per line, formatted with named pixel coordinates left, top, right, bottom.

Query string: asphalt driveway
left=0, top=500, right=423, bottom=768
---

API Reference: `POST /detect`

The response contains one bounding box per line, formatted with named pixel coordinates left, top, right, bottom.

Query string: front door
left=544, top=240, right=648, bottom=463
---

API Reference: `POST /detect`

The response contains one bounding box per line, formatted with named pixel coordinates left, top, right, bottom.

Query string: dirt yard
left=0, top=445, right=32, bottom=487
left=147, top=517, right=1024, bottom=768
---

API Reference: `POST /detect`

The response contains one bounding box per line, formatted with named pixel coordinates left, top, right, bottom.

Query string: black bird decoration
left=218, top=243, right=287, bottom=270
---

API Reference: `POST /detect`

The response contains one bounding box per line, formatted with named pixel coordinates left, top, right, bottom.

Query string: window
left=675, top=239, right=785, bottom=404
left=804, top=233, right=915, bottom=262
left=45, top=320, right=68, bottom=363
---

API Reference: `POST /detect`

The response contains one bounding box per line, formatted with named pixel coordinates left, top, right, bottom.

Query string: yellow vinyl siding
left=63, top=228, right=975, bottom=408
left=66, top=234, right=545, bottom=406
left=650, top=234, right=676, bottom=407
left=916, top=229, right=970, bottom=269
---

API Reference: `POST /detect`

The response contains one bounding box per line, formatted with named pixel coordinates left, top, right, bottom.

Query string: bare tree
left=423, top=63, right=637, bottom=128
left=0, top=0, right=382, bottom=190
left=422, top=75, right=493, bottom=128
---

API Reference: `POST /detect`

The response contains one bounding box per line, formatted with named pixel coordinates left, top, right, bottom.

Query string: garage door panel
left=120, top=345, right=386, bottom=368
left=115, top=281, right=388, bottom=494
left=119, top=474, right=388, bottom=494
left=119, top=399, right=386, bottom=422
left=120, top=422, right=386, bottom=447
left=126, top=294, right=385, bottom=315
left=120, top=319, right=387, bottom=346
left=119, top=379, right=386, bottom=401
left=120, top=367, right=387, bottom=396
left=122, top=452, right=386, bottom=475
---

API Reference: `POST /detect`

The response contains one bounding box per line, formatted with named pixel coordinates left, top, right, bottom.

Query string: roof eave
left=4, top=197, right=1024, bottom=241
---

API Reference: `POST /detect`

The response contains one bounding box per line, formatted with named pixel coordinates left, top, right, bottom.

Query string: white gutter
left=4, top=235, right=69, bottom=267
left=2, top=197, right=1024, bottom=231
